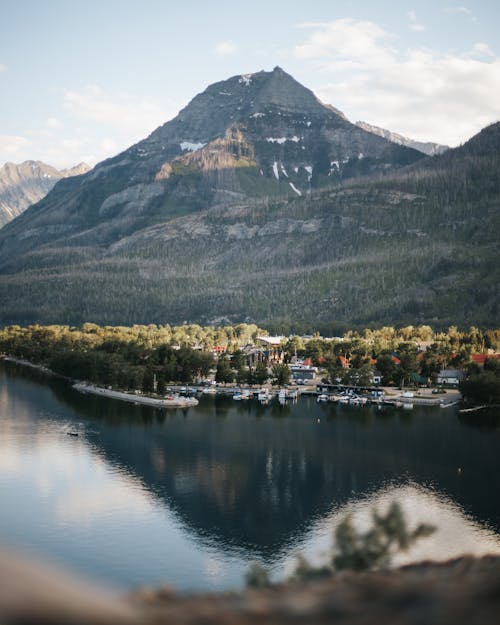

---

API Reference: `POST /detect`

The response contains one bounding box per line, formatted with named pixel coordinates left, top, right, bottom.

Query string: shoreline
left=1, top=356, right=198, bottom=409
left=0, top=355, right=480, bottom=411
left=73, top=382, right=199, bottom=408
left=2, top=355, right=57, bottom=377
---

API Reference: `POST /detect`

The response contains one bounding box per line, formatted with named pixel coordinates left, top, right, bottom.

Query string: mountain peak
left=145, top=66, right=345, bottom=155
left=1, top=67, right=425, bottom=247
left=0, top=160, right=91, bottom=228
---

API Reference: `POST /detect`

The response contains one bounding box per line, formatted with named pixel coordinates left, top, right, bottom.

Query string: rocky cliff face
left=0, top=160, right=90, bottom=228
left=356, top=121, right=449, bottom=156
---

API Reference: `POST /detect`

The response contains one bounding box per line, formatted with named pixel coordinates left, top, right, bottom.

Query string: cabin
left=436, top=369, right=465, bottom=386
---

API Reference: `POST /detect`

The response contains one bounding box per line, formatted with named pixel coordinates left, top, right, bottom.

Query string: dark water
left=1, top=360, right=500, bottom=591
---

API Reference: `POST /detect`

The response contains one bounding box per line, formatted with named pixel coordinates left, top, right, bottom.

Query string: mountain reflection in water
left=1, top=360, right=500, bottom=591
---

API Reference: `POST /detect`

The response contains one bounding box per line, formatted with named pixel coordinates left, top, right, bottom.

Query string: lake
left=1, top=359, right=500, bottom=592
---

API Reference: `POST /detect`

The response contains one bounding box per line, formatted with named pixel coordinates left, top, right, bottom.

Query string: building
left=290, top=363, right=318, bottom=384
left=471, top=353, right=500, bottom=367
left=436, top=369, right=465, bottom=386
left=255, top=335, right=285, bottom=348
left=371, top=370, right=382, bottom=385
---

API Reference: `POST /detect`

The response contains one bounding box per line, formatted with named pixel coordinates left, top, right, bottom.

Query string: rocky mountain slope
left=0, top=160, right=90, bottom=228
left=356, top=121, right=449, bottom=155
left=0, top=67, right=423, bottom=257
left=0, top=69, right=497, bottom=329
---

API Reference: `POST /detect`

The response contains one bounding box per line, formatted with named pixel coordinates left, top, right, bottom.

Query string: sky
left=1, top=0, right=499, bottom=168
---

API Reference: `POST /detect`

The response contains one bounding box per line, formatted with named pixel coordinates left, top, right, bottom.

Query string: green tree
left=253, top=361, right=269, bottom=385
left=376, top=354, right=396, bottom=385
left=215, top=357, right=234, bottom=384
left=156, top=375, right=166, bottom=396
left=272, top=364, right=291, bottom=386
left=230, top=349, right=246, bottom=372
left=459, top=370, right=500, bottom=404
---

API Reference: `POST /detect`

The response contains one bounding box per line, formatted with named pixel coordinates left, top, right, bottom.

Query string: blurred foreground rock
left=1, top=551, right=499, bottom=624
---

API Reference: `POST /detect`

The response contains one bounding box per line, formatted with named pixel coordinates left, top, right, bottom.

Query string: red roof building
left=471, top=353, right=500, bottom=366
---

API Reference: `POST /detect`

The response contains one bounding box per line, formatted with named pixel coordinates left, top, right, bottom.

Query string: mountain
left=0, top=69, right=498, bottom=330
left=0, top=160, right=90, bottom=228
left=356, top=121, right=449, bottom=156
left=0, top=67, right=424, bottom=258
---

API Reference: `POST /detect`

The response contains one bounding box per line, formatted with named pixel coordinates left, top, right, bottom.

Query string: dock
left=73, top=383, right=199, bottom=408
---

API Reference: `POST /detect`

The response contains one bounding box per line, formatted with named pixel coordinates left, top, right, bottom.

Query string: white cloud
left=0, top=84, right=181, bottom=168
left=0, top=135, right=30, bottom=161
left=406, top=10, right=425, bottom=31
left=61, top=138, right=83, bottom=150
left=0, top=63, right=7, bottom=73
left=468, top=42, right=495, bottom=58
left=444, top=6, right=472, bottom=15
left=100, top=137, right=117, bottom=152
left=214, top=41, right=237, bottom=56
left=46, top=117, right=63, bottom=129
left=63, top=85, right=170, bottom=133
left=295, top=18, right=396, bottom=68
left=294, top=19, right=500, bottom=146
left=55, top=85, right=181, bottom=166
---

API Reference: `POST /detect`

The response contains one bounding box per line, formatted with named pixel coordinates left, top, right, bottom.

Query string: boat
left=202, top=386, right=217, bottom=394
left=257, top=389, right=269, bottom=401
left=233, top=393, right=243, bottom=401
left=317, top=394, right=329, bottom=403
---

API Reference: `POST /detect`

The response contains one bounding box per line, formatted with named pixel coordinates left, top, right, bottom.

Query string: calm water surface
left=1, top=360, right=500, bottom=591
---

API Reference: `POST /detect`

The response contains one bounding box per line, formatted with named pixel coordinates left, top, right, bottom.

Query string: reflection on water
left=1, top=360, right=500, bottom=591
left=276, top=483, right=500, bottom=579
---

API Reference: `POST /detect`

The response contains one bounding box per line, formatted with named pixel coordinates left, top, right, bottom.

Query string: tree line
left=0, top=323, right=498, bottom=393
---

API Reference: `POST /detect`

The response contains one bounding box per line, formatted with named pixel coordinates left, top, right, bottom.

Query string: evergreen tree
left=215, top=357, right=234, bottom=384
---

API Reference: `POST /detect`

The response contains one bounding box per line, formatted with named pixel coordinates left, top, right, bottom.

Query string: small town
left=1, top=323, right=499, bottom=410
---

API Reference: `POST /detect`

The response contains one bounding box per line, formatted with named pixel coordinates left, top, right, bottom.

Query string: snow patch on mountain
left=266, top=136, right=300, bottom=144
left=180, top=141, right=206, bottom=152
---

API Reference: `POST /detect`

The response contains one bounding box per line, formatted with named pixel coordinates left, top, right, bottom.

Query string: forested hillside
left=0, top=70, right=498, bottom=329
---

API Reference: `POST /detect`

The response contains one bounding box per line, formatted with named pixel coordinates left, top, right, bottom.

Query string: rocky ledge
left=1, top=552, right=499, bottom=625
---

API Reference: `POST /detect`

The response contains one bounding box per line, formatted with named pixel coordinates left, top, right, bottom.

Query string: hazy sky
left=1, top=0, right=499, bottom=167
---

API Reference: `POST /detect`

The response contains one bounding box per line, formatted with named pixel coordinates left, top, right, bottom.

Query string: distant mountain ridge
left=356, top=121, right=449, bottom=156
left=0, top=68, right=497, bottom=329
left=0, top=160, right=90, bottom=228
